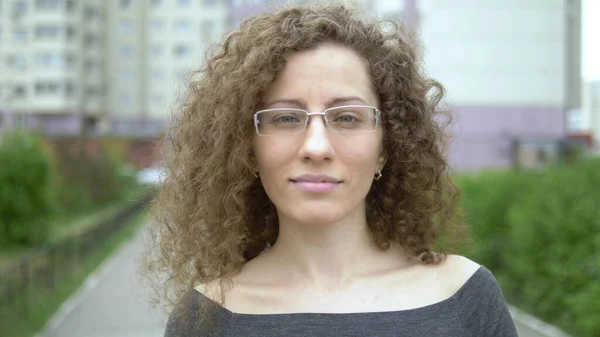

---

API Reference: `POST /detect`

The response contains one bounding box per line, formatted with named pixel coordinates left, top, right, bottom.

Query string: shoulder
left=165, top=287, right=231, bottom=337
left=164, top=290, right=202, bottom=337
left=437, top=256, right=519, bottom=336
left=434, top=254, right=482, bottom=298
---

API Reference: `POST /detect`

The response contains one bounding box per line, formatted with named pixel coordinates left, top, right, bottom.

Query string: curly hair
left=140, top=2, right=469, bottom=317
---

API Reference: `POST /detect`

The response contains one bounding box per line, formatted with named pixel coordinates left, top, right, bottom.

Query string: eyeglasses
left=253, top=105, right=381, bottom=136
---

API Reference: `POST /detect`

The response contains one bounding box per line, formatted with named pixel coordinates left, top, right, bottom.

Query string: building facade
left=0, top=0, right=228, bottom=136
left=419, top=0, right=582, bottom=170
left=0, top=0, right=583, bottom=171
left=105, top=0, right=227, bottom=136
left=580, top=81, right=600, bottom=150
left=0, top=0, right=106, bottom=135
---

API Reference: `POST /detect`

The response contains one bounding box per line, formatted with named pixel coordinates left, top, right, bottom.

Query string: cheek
left=337, top=140, right=381, bottom=172
left=253, top=139, right=296, bottom=173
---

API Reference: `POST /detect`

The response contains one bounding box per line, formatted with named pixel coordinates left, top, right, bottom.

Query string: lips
left=290, top=174, right=342, bottom=183
left=290, top=174, right=342, bottom=193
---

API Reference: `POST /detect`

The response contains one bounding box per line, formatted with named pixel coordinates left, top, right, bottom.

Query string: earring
left=374, top=170, right=382, bottom=181
left=253, top=171, right=260, bottom=178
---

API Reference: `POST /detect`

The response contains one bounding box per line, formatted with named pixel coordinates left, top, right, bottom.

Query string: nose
left=299, top=114, right=335, bottom=162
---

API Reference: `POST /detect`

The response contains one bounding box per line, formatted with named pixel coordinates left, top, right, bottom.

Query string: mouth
left=290, top=174, right=342, bottom=193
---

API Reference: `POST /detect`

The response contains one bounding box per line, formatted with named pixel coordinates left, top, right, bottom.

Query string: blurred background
left=0, top=1, right=598, bottom=337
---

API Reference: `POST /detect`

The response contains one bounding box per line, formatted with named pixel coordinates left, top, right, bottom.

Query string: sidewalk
left=39, top=231, right=167, bottom=337
left=37, top=226, right=555, bottom=337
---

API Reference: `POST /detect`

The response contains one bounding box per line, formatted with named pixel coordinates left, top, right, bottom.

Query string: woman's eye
left=273, top=115, right=300, bottom=123
left=334, top=115, right=358, bottom=123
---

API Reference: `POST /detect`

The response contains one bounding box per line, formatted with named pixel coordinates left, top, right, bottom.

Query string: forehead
left=266, top=43, right=376, bottom=105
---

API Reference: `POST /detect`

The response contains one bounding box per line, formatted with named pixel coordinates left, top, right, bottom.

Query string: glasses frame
left=253, top=104, right=381, bottom=136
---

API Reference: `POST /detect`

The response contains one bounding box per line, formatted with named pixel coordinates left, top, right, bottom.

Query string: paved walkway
left=40, top=232, right=167, bottom=337
left=38, top=226, right=546, bottom=337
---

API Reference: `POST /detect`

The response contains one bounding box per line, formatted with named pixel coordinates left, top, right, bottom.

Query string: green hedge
left=0, top=131, right=58, bottom=245
left=0, top=132, right=141, bottom=247
left=458, top=158, right=600, bottom=337
left=50, top=140, right=135, bottom=212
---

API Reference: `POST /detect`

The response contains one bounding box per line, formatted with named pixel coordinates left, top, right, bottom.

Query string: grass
left=0, top=210, right=148, bottom=337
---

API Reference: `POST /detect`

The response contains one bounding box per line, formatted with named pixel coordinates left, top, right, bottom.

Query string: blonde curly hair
left=140, top=2, right=469, bottom=317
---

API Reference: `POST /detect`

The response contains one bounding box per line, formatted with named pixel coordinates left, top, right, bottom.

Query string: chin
left=286, top=202, right=348, bottom=226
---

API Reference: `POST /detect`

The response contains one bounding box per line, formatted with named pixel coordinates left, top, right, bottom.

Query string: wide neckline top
left=192, top=265, right=485, bottom=319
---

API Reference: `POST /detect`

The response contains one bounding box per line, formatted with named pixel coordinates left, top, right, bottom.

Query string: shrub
left=50, top=138, right=136, bottom=212
left=0, top=131, right=58, bottom=245
left=458, top=158, right=600, bottom=336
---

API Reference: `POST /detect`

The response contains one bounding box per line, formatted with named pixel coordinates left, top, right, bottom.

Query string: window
left=150, top=44, right=163, bottom=56
left=178, top=0, right=191, bottom=7
left=121, top=0, right=132, bottom=8
left=173, top=44, right=190, bottom=57
left=64, top=81, right=73, bottom=96
left=203, top=0, right=218, bottom=7
left=84, top=6, right=102, bottom=20
left=14, top=85, right=27, bottom=98
left=119, top=69, right=133, bottom=81
left=35, top=54, right=61, bottom=66
left=151, top=19, right=164, bottom=31
left=175, top=20, right=192, bottom=33
left=84, top=60, right=102, bottom=72
left=120, top=21, right=133, bottom=33
left=85, top=86, right=104, bottom=97
left=7, top=55, right=27, bottom=69
left=84, top=33, right=102, bottom=47
left=151, top=69, right=164, bottom=80
left=120, top=45, right=133, bottom=57
left=35, top=81, right=60, bottom=95
left=200, top=20, right=216, bottom=39
left=152, top=0, right=162, bottom=6
left=35, top=25, right=60, bottom=39
left=120, top=94, right=132, bottom=105
left=64, top=54, right=75, bottom=67
left=12, top=0, right=27, bottom=16
left=14, top=28, right=27, bottom=41
left=34, top=53, right=72, bottom=67
left=35, top=0, right=60, bottom=9
left=66, top=25, right=75, bottom=39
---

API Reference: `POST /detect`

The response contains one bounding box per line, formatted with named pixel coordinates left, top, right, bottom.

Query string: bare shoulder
left=434, top=254, right=482, bottom=296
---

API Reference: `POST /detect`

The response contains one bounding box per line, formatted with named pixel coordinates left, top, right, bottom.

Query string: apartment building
left=580, top=81, right=600, bottom=149
left=419, top=0, right=582, bottom=170
left=105, top=0, right=227, bottom=136
left=0, top=0, right=583, bottom=170
left=0, top=0, right=106, bottom=135
left=0, top=0, right=228, bottom=136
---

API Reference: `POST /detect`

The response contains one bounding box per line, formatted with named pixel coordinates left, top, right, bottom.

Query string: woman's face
left=252, top=43, right=385, bottom=226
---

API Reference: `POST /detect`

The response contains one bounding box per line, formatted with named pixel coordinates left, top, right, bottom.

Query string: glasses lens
left=256, top=109, right=307, bottom=135
left=326, top=106, right=377, bottom=132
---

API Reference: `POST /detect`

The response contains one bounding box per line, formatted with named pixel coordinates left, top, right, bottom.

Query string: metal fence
left=0, top=192, right=152, bottom=319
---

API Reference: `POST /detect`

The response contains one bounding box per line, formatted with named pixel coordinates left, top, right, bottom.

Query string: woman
left=141, top=3, right=519, bottom=337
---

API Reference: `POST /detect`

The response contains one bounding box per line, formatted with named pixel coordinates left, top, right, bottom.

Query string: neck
left=264, top=205, right=407, bottom=288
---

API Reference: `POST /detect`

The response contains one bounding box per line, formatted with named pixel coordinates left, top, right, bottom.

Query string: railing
left=0, top=192, right=152, bottom=319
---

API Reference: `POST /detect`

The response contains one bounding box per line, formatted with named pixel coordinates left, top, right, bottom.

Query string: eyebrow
left=264, top=96, right=370, bottom=109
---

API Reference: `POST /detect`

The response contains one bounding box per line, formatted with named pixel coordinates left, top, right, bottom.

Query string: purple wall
left=0, top=111, right=82, bottom=136
left=448, top=105, right=566, bottom=171
left=403, top=0, right=419, bottom=31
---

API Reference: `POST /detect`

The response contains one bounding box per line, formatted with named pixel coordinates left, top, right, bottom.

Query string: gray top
left=164, top=265, right=519, bottom=337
